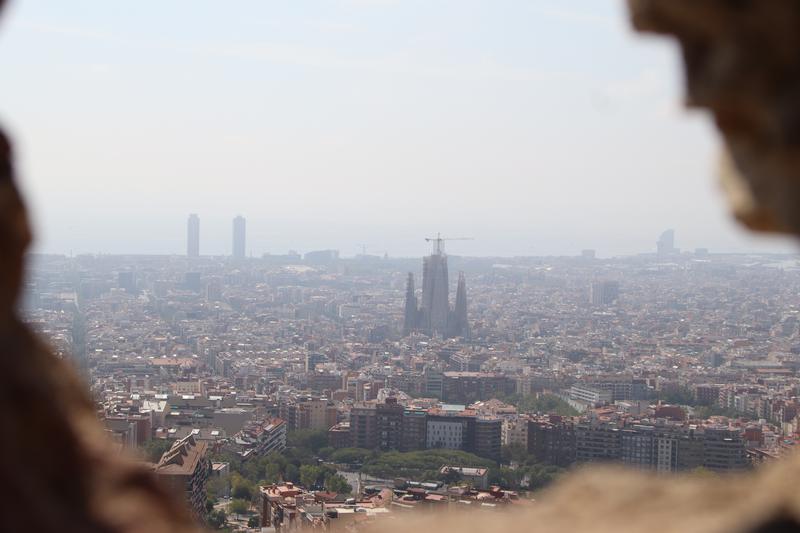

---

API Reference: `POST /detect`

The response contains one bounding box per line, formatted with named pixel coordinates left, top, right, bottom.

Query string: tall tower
left=70, top=303, right=89, bottom=385
left=421, top=251, right=450, bottom=336
left=187, top=214, right=199, bottom=257
left=657, top=229, right=676, bottom=255
left=450, top=271, right=470, bottom=338
left=403, top=273, right=418, bottom=336
left=232, top=215, right=246, bottom=259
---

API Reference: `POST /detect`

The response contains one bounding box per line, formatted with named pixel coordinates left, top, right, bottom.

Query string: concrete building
left=703, top=427, right=748, bottom=471
left=570, top=385, right=613, bottom=406
left=281, top=397, right=338, bottom=432
left=403, top=272, right=419, bottom=336
left=528, top=417, right=577, bottom=468
left=473, top=417, right=502, bottom=461
left=400, top=409, right=428, bottom=452
left=449, top=271, right=470, bottom=338
left=228, top=417, right=287, bottom=460
left=350, top=403, right=378, bottom=450
left=657, top=229, right=677, bottom=255
left=154, top=434, right=210, bottom=522
left=441, top=372, right=512, bottom=404
left=375, top=397, right=404, bottom=451
left=427, top=416, right=466, bottom=450
left=232, top=215, right=246, bottom=259
left=502, top=417, right=529, bottom=449
left=187, top=213, right=199, bottom=258
left=575, top=422, right=622, bottom=463
left=328, top=422, right=351, bottom=449
left=424, top=369, right=444, bottom=399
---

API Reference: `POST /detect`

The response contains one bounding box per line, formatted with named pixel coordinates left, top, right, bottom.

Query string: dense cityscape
left=20, top=215, right=800, bottom=530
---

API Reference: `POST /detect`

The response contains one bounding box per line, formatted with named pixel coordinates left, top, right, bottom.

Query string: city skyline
left=0, top=1, right=798, bottom=258
left=24, top=248, right=785, bottom=489
left=42, top=212, right=800, bottom=260
left=6, top=1, right=800, bottom=530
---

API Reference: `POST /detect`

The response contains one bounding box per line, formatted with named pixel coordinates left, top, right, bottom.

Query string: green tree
left=282, top=446, right=316, bottom=469
left=499, top=393, right=579, bottom=416
left=489, top=467, right=520, bottom=489
left=247, top=516, right=261, bottom=528
left=330, top=448, right=373, bottom=465
left=285, top=464, right=300, bottom=483
left=658, top=385, right=695, bottom=406
left=300, top=465, right=323, bottom=489
left=206, top=509, right=227, bottom=529
left=360, top=449, right=496, bottom=481
left=287, top=429, right=329, bottom=454
left=231, top=476, right=255, bottom=501
left=228, top=498, right=249, bottom=516
left=324, top=473, right=352, bottom=495
left=206, top=476, right=228, bottom=500
left=500, top=443, right=529, bottom=465
left=140, top=439, right=175, bottom=463
left=522, top=463, right=564, bottom=490
left=264, top=462, right=282, bottom=484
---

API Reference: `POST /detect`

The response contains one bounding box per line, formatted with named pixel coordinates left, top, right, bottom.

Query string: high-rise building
left=657, top=229, right=676, bottom=255
left=349, top=403, right=377, bottom=449
left=702, top=427, right=748, bottom=471
left=421, top=252, right=450, bottom=335
left=375, top=397, right=404, bottom=451
left=449, top=271, right=470, bottom=338
left=187, top=214, right=199, bottom=257
left=232, top=215, right=246, bottom=259
left=400, top=409, right=428, bottom=451
left=441, top=372, right=513, bottom=404
left=403, top=273, right=418, bottom=336
left=153, top=434, right=210, bottom=522
left=70, top=305, right=88, bottom=383
left=473, top=417, right=502, bottom=462
left=528, top=417, right=577, bottom=467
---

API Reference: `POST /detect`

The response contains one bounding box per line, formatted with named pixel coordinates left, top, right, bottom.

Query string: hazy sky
left=0, top=0, right=796, bottom=257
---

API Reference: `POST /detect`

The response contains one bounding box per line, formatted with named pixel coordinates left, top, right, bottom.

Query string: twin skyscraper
left=186, top=214, right=246, bottom=258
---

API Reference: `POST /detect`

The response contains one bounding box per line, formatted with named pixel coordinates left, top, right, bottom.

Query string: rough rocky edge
left=2, top=1, right=800, bottom=531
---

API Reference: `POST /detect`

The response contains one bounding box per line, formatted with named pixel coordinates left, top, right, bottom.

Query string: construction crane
left=424, top=233, right=474, bottom=255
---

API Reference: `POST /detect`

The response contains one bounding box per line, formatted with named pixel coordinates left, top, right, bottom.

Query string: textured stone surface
left=629, top=0, right=800, bottom=236
left=3, top=1, right=800, bottom=532
left=0, top=135, right=198, bottom=531
left=379, top=460, right=800, bottom=533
